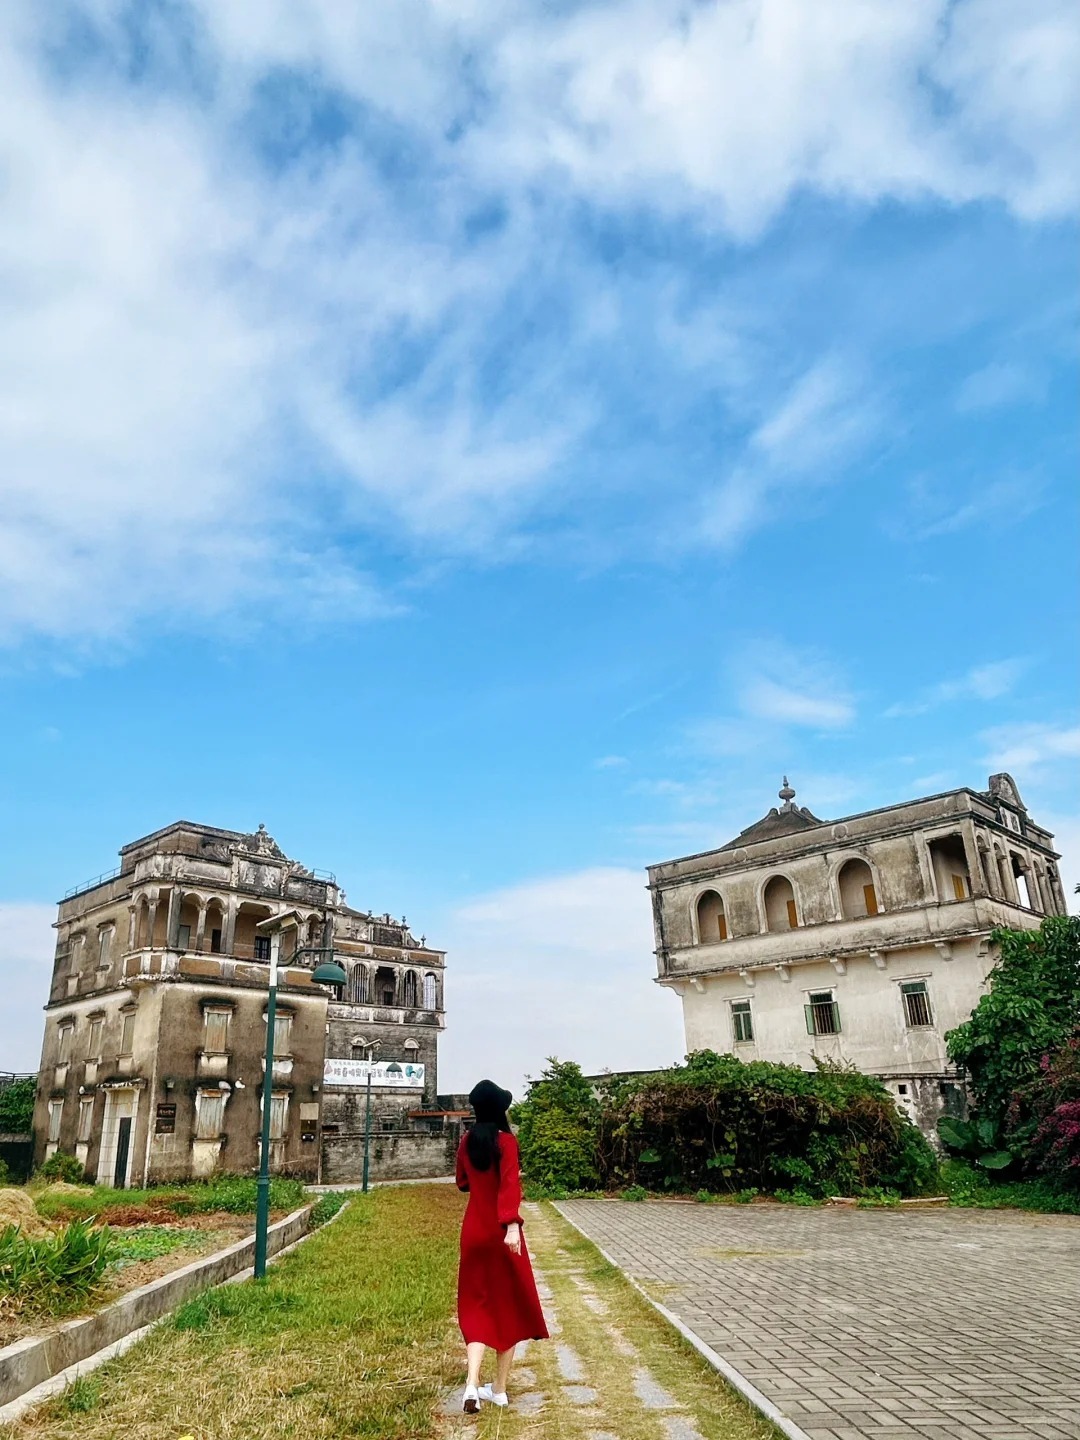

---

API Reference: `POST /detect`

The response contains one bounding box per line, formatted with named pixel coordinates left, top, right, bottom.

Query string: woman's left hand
left=504, top=1223, right=522, bottom=1256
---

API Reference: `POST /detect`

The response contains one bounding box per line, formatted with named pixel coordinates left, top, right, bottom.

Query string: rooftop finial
left=779, top=776, right=796, bottom=811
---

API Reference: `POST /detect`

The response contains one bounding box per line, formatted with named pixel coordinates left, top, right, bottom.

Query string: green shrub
left=309, top=1192, right=348, bottom=1227
left=0, top=1078, right=36, bottom=1134
left=36, top=1151, right=88, bottom=1184
left=513, top=1059, right=600, bottom=1192
left=0, top=1218, right=114, bottom=1315
left=619, top=1185, right=648, bottom=1202
left=0, top=1157, right=9, bottom=1185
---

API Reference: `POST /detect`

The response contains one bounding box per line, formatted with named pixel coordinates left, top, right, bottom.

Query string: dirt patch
left=0, top=1188, right=53, bottom=1238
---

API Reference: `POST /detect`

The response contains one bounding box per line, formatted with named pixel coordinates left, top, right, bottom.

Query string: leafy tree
left=0, top=1078, right=36, bottom=1135
left=512, top=1058, right=600, bottom=1192
left=946, top=917, right=1080, bottom=1134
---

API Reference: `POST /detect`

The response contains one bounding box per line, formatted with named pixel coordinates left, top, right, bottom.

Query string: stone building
left=32, top=822, right=448, bottom=1186
left=648, top=774, right=1066, bottom=1132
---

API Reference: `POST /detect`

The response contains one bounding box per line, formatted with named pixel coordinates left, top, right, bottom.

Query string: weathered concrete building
left=648, top=775, right=1065, bottom=1132
left=33, top=822, right=449, bottom=1186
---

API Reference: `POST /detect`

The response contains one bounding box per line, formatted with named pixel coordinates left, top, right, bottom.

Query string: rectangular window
left=77, top=1097, right=94, bottom=1144
left=195, top=1091, right=225, bottom=1139
left=56, top=1023, right=74, bottom=1065
left=204, top=1009, right=230, bottom=1053
left=87, top=1017, right=103, bottom=1059
left=97, top=929, right=111, bottom=965
left=48, top=1099, right=64, bottom=1144
left=901, top=981, right=933, bottom=1028
left=177, top=923, right=191, bottom=951
left=271, top=1012, right=292, bottom=1057
left=254, top=935, right=272, bottom=961
left=731, top=1000, right=754, bottom=1043
left=786, top=898, right=799, bottom=929
left=210, top=927, right=223, bottom=954
left=269, top=1093, right=288, bottom=1141
left=119, top=1010, right=135, bottom=1056
left=805, top=991, right=841, bottom=1036
left=951, top=873, right=969, bottom=901
left=863, top=884, right=879, bottom=917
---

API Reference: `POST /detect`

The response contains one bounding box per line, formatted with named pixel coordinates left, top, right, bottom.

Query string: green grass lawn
left=32, top=1175, right=308, bottom=1223
left=940, top=1159, right=1080, bottom=1215
left=3, top=1185, right=464, bottom=1440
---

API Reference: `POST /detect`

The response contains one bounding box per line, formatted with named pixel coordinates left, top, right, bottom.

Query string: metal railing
left=62, top=867, right=122, bottom=900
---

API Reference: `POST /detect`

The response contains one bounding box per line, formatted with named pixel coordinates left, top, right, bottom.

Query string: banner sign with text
left=323, top=1058, right=425, bottom=1088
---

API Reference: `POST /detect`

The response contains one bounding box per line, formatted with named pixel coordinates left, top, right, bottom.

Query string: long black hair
left=466, top=1079, right=513, bottom=1172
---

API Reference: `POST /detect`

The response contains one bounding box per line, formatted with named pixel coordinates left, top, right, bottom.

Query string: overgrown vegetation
left=515, top=1053, right=937, bottom=1200
left=34, top=1173, right=307, bottom=1223
left=0, top=1219, right=114, bottom=1319
left=0, top=1079, right=35, bottom=1136
left=308, top=1191, right=348, bottom=1227
left=941, top=916, right=1080, bottom=1196
left=35, top=1153, right=86, bottom=1185
left=108, top=1226, right=207, bottom=1267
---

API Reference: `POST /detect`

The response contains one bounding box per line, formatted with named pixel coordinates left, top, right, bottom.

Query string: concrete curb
left=0, top=1203, right=313, bottom=1417
left=553, top=1202, right=813, bottom=1440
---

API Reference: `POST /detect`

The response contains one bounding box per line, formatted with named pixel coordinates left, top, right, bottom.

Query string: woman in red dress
left=456, top=1080, right=548, bottom=1414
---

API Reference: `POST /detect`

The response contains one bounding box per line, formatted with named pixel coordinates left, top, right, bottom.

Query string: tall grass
left=0, top=1220, right=114, bottom=1317
left=34, top=1174, right=307, bottom=1223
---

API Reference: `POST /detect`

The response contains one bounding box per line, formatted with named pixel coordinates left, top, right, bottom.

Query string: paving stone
left=633, top=1367, right=682, bottom=1410
left=556, top=1344, right=587, bottom=1382
left=562, top=1385, right=600, bottom=1406
left=558, top=1199, right=1080, bottom=1440
left=514, top=1392, right=547, bottom=1417
left=663, top=1417, right=707, bottom=1440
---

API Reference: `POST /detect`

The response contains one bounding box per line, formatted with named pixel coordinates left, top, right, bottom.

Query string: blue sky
left=1, top=0, right=1078, bottom=1096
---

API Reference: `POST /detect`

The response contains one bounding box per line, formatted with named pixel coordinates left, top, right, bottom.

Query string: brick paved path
left=557, top=1200, right=1080, bottom=1440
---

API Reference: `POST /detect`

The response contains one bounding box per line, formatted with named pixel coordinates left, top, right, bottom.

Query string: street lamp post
left=253, top=922, right=347, bottom=1282
left=254, top=931, right=280, bottom=1280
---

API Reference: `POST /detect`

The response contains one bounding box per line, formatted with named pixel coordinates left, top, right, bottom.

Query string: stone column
left=165, top=887, right=182, bottom=949
left=224, top=895, right=238, bottom=956
left=127, top=905, right=137, bottom=950
left=193, top=898, right=208, bottom=953
left=961, top=824, right=985, bottom=898
left=147, top=894, right=159, bottom=949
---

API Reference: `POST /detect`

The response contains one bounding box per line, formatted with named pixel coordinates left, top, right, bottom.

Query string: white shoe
left=462, top=1385, right=481, bottom=1414
left=478, top=1385, right=508, bottom=1407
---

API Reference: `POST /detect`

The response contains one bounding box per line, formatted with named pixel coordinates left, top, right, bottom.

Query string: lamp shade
left=311, top=958, right=348, bottom=986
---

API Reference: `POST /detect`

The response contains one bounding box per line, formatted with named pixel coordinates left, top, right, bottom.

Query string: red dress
left=456, top=1131, right=549, bottom=1351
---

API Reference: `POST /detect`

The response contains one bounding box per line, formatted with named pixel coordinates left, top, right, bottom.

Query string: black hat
left=469, top=1079, right=513, bottom=1122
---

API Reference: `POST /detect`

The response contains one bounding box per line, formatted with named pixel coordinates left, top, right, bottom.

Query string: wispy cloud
left=981, top=721, right=1080, bottom=774
left=0, top=902, right=55, bottom=1071
left=738, top=643, right=856, bottom=730
left=885, top=658, right=1028, bottom=717
left=955, top=361, right=1045, bottom=413
left=899, top=475, right=1046, bottom=539
left=593, top=755, right=628, bottom=770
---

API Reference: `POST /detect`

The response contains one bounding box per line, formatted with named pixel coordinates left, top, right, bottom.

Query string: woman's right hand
left=504, top=1223, right=522, bottom=1256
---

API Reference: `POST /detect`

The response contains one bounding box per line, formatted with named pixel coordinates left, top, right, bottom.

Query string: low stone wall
left=0, top=1204, right=311, bottom=1409
left=321, top=1129, right=456, bottom=1184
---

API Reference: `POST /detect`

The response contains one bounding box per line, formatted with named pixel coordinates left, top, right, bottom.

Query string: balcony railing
left=63, top=867, right=122, bottom=900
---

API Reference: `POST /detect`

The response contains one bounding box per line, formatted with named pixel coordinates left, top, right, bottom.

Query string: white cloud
left=885, top=658, right=1027, bottom=717
left=0, top=0, right=1076, bottom=646
left=900, top=475, right=1046, bottom=539
left=737, top=643, right=856, bottom=730
left=981, top=721, right=1080, bottom=774
left=437, top=867, right=683, bottom=1097
left=593, top=755, right=628, bottom=769
left=0, top=902, right=55, bottom=1073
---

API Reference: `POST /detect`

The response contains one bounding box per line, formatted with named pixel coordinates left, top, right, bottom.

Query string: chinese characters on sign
left=323, top=1058, right=425, bottom=1088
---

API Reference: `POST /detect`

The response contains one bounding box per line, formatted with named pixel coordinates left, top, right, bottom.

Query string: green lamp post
left=253, top=924, right=346, bottom=1281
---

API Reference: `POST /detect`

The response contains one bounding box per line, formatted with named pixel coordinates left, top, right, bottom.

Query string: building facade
left=32, top=822, right=447, bottom=1186
left=648, top=774, right=1066, bottom=1133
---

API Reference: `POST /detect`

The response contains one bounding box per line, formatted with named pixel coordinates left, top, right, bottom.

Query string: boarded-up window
left=98, top=929, right=111, bottom=965
left=48, top=1099, right=64, bottom=1143
left=951, top=873, right=969, bottom=901
left=271, top=1012, right=292, bottom=1057
left=269, top=1093, right=288, bottom=1141
left=204, top=1009, right=231, bottom=1053
left=195, top=1091, right=225, bottom=1139
left=78, top=1097, right=94, bottom=1143
left=423, top=973, right=437, bottom=1009
left=56, top=1023, right=74, bottom=1065
left=119, top=1010, right=135, bottom=1056
left=87, top=1017, right=103, bottom=1059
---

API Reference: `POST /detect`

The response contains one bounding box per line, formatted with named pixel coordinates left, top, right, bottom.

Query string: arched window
left=347, top=965, right=368, bottom=1005
left=696, top=890, right=728, bottom=942
left=422, top=973, right=438, bottom=1010
left=837, top=858, right=879, bottom=919
left=402, top=970, right=418, bottom=1008
left=351, top=1036, right=379, bottom=1061
left=1011, top=854, right=1035, bottom=910
left=764, top=875, right=798, bottom=932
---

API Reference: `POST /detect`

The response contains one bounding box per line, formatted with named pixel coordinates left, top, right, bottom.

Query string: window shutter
left=718, top=914, right=729, bottom=941
left=804, top=1003, right=814, bottom=1035
left=863, top=884, right=879, bottom=916
left=786, top=899, right=798, bottom=929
